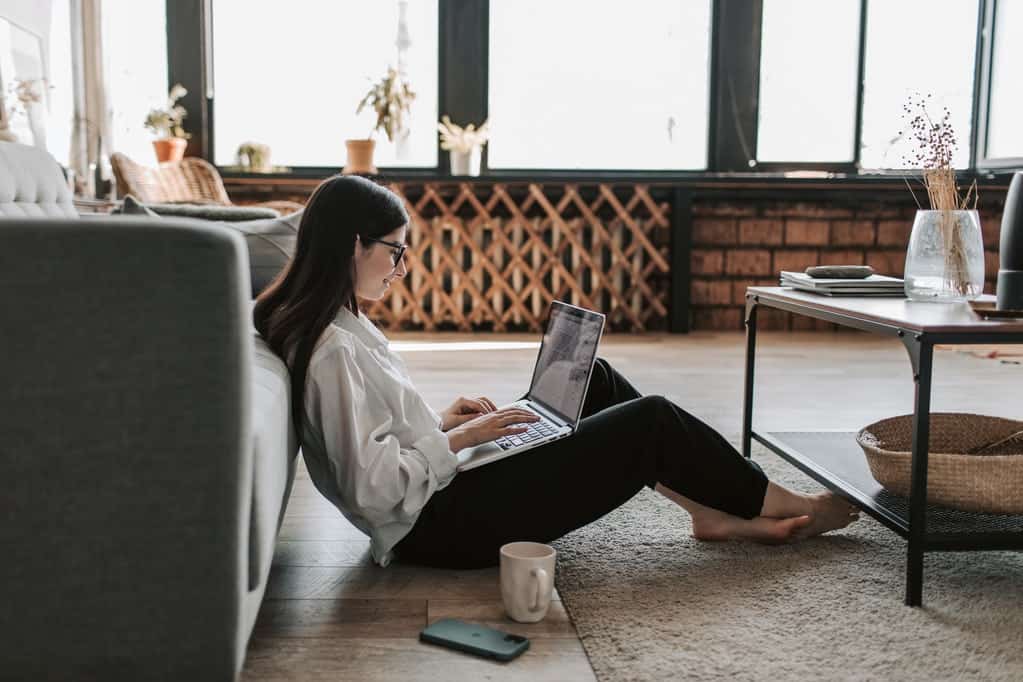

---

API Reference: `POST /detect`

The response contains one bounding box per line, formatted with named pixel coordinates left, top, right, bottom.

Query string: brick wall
left=690, top=199, right=1005, bottom=331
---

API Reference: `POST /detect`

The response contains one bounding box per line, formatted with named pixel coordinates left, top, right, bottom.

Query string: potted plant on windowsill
left=344, top=66, right=415, bottom=175
left=437, top=115, right=489, bottom=176
left=144, top=83, right=190, bottom=163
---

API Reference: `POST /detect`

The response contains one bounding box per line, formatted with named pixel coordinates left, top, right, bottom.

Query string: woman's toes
left=777, top=515, right=812, bottom=542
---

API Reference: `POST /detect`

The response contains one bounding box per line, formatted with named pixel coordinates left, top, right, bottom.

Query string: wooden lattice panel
left=362, top=182, right=672, bottom=333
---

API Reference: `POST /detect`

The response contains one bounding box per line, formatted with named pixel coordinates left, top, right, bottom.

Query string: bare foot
left=692, top=512, right=813, bottom=544
left=791, top=492, right=860, bottom=540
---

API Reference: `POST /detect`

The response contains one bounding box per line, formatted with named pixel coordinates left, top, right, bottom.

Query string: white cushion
left=0, top=142, right=77, bottom=218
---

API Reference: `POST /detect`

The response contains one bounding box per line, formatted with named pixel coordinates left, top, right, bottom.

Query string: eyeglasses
left=362, top=236, right=408, bottom=267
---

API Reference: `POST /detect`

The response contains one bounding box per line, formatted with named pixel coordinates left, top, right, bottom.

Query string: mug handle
left=529, top=567, right=552, bottom=612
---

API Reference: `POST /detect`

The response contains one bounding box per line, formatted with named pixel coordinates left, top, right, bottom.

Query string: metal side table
left=742, top=287, right=1023, bottom=606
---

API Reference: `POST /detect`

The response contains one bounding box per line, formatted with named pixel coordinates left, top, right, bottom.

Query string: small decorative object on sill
left=346, top=66, right=415, bottom=175
left=145, top=83, right=190, bottom=163
left=856, top=413, right=1023, bottom=515
left=236, top=141, right=272, bottom=173
left=899, top=93, right=984, bottom=303
left=438, top=115, right=489, bottom=176
left=997, top=172, right=1023, bottom=311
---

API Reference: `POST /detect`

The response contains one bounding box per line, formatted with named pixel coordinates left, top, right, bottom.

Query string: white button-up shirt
left=297, top=307, right=458, bottom=566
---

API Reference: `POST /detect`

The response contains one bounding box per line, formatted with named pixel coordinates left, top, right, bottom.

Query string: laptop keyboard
left=495, top=416, right=560, bottom=450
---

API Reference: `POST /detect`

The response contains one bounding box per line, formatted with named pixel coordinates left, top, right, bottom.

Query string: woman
left=254, top=175, right=858, bottom=569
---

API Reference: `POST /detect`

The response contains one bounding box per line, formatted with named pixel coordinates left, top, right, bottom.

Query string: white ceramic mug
left=500, top=541, right=556, bottom=623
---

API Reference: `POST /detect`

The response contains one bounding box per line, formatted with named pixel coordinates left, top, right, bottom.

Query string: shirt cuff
left=413, top=429, right=459, bottom=486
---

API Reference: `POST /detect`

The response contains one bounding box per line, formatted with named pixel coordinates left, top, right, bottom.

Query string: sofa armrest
left=0, top=217, right=255, bottom=680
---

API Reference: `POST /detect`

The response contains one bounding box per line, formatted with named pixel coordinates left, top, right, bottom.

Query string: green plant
left=356, top=67, right=415, bottom=142
left=236, top=141, right=271, bottom=170
left=144, top=83, right=190, bottom=139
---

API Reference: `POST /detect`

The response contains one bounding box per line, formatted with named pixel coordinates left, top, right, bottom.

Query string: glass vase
left=904, top=209, right=985, bottom=302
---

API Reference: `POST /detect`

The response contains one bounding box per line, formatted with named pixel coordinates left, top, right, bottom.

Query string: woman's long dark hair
left=253, top=175, right=409, bottom=435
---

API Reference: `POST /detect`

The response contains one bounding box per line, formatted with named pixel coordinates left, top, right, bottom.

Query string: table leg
left=742, top=295, right=759, bottom=458
left=903, top=337, right=933, bottom=607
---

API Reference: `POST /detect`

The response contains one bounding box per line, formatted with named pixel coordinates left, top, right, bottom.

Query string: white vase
left=449, top=148, right=481, bottom=176
left=26, top=100, right=46, bottom=150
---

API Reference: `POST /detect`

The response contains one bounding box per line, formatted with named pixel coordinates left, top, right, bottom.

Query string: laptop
left=456, top=301, right=606, bottom=472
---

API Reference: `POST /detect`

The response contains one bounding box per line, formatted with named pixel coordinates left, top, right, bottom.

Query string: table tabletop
left=748, top=287, right=1023, bottom=335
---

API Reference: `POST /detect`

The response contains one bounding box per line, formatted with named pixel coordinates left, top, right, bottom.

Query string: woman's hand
left=446, top=408, right=540, bottom=453
left=439, top=395, right=498, bottom=431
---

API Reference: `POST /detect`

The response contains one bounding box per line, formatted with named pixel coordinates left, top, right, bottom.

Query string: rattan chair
left=110, top=153, right=304, bottom=215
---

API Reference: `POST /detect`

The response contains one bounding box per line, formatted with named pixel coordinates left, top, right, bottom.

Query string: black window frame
left=166, top=0, right=1022, bottom=180
left=973, top=0, right=1023, bottom=171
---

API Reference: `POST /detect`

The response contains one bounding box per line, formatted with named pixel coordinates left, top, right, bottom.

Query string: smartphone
left=805, top=265, right=875, bottom=279
left=420, top=618, right=530, bottom=662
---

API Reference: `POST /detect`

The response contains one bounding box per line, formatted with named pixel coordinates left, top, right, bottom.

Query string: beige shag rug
left=552, top=445, right=1023, bottom=681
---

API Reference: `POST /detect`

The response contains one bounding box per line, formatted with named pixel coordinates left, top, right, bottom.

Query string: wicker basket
left=856, top=413, right=1023, bottom=514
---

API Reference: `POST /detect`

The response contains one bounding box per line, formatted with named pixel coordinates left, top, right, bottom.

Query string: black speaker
left=997, top=172, right=1023, bottom=310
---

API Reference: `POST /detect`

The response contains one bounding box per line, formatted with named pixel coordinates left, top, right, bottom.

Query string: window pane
left=212, top=0, right=437, bottom=168
left=860, top=0, right=978, bottom=170
left=0, top=18, right=49, bottom=154
left=104, top=0, right=168, bottom=165
left=47, top=0, right=74, bottom=166
left=757, top=0, right=860, bottom=162
left=986, top=0, right=1023, bottom=159
left=488, top=0, right=710, bottom=170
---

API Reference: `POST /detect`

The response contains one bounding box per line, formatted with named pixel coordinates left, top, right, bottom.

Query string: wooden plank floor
left=242, top=330, right=1020, bottom=681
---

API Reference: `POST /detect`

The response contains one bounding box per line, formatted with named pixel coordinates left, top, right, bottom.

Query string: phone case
left=420, top=618, right=530, bottom=661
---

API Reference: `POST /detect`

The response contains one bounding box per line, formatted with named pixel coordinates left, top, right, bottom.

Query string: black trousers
left=393, top=358, right=770, bottom=569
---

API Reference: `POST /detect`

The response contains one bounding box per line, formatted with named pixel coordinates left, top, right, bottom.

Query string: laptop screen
left=526, top=302, right=605, bottom=424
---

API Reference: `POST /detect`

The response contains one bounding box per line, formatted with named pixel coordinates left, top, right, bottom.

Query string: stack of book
left=779, top=271, right=905, bottom=297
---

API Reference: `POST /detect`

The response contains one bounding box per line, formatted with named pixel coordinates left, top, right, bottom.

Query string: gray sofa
left=113, top=194, right=303, bottom=298
left=0, top=142, right=299, bottom=680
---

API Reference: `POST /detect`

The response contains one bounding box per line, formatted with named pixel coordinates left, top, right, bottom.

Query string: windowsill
left=219, top=167, right=1017, bottom=191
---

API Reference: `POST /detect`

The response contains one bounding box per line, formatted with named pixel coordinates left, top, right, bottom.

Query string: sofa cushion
left=248, top=332, right=299, bottom=593
left=144, top=202, right=281, bottom=221
left=229, top=210, right=302, bottom=296
left=0, top=141, right=77, bottom=218
left=119, top=194, right=160, bottom=217
left=113, top=201, right=302, bottom=298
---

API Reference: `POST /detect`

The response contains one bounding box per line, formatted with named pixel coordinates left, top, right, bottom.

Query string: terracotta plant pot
left=153, top=137, right=187, bottom=163
left=343, top=139, right=377, bottom=175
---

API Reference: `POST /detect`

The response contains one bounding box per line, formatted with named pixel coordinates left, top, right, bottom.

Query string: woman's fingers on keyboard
left=500, top=411, right=540, bottom=424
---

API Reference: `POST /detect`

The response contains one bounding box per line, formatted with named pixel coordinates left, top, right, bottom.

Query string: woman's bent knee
left=639, top=394, right=671, bottom=413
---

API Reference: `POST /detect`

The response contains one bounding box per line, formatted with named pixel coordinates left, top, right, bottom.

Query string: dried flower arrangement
left=0, top=78, right=48, bottom=142
left=357, top=67, right=416, bottom=142
left=144, top=84, right=190, bottom=139
left=900, top=92, right=978, bottom=295
left=437, top=115, right=490, bottom=153
left=13, top=78, right=45, bottom=106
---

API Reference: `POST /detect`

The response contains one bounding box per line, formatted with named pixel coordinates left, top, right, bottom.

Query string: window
left=756, top=0, right=860, bottom=163
left=487, top=0, right=711, bottom=170
left=103, top=0, right=168, bottom=165
left=985, top=0, right=1022, bottom=160
left=859, top=0, right=979, bottom=170
left=211, top=0, right=438, bottom=168
left=46, top=0, right=74, bottom=166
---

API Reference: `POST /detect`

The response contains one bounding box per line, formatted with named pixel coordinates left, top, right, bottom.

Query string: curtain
left=69, top=0, right=111, bottom=187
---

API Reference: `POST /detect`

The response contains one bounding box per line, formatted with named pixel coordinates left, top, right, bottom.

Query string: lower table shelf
left=753, top=431, right=1023, bottom=551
